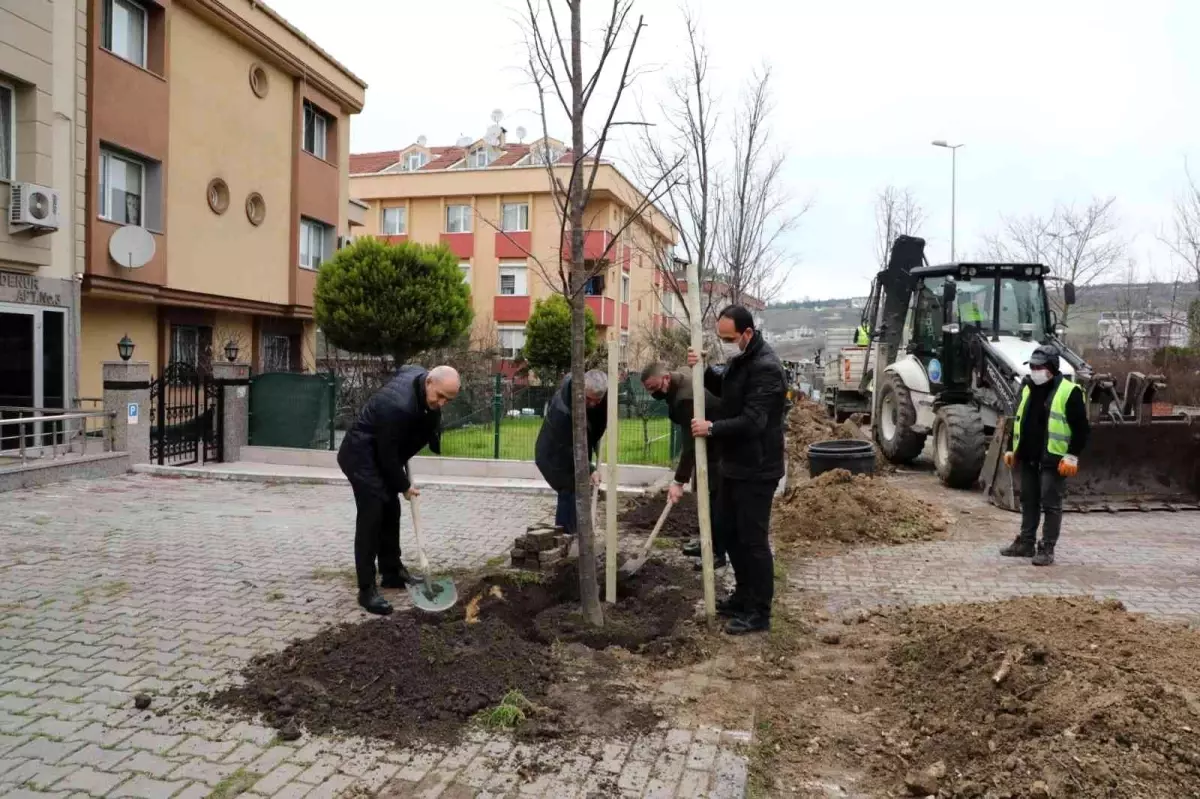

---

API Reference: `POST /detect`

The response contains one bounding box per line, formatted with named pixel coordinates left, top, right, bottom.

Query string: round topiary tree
left=314, top=238, right=473, bottom=364
left=523, top=294, right=597, bottom=383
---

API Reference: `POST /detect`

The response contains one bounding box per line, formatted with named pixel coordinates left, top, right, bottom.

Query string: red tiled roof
left=349, top=150, right=401, bottom=174
left=489, top=144, right=531, bottom=167
left=421, top=147, right=467, bottom=170
left=350, top=141, right=571, bottom=174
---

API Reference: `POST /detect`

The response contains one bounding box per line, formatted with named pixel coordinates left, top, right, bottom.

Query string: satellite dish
left=456, top=136, right=472, bottom=147
left=515, top=126, right=527, bottom=142
left=108, top=225, right=155, bottom=269
left=416, top=134, right=427, bottom=147
left=491, top=108, right=504, bottom=123
left=485, top=124, right=502, bottom=146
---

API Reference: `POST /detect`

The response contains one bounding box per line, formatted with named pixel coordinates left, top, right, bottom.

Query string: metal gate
left=149, top=362, right=222, bottom=466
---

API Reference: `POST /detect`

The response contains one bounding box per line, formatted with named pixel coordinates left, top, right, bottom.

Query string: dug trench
left=208, top=559, right=706, bottom=747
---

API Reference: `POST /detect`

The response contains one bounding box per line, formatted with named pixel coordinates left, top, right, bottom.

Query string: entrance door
left=0, top=305, right=70, bottom=452
left=0, top=311, right=34, bottom=451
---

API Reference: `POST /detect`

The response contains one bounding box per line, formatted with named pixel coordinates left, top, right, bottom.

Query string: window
left=468, top=148, right=490, bottom=168
left=445, top=204, right=472, bottom=233
left=620, top=333, right=629, bottom=363
left=404, top=151, right=427, bottom=171
left=170, top=325, right=201, bottom=368
left=584, top=273, right=605, bottom=296
left=262, top=334, right=291, bottom=373
left=498, top=327, right=525, bottom=360
left=300, top=218, right=331, bottom=270
left=0, top=83, right=12, bottom=182
left=621, top=274, right=631, bottom=303
left=498, top=261, right=528, bottom=296
left=531, top=142, right=562, bottom=165
left=382, top=206, right=406, bottom=235
left=98, top=149, right=145, bottom=225
left=103, top=0, right=147, bottom=68
left=662, top=289, right=675, bottom=316
left=302, top=102, right=328, bottom=160
left=501, top=202, right=529, bottom=232
left=459, top=262, right=471, bottom=286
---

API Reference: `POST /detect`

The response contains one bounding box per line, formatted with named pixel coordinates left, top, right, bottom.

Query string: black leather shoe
left=681, top=541, right=701, bottom=557
left=380, top=566, right=416, bottom=589
left=694, top=556, right=728, bottom=572
left=716, top=596, right=746, bottom=618
left=1032, top=541, right=1055, bottom=566
left=725, top=612, right=771, bottom=636
left=358, top=589, right=393, bottom=615
left=999, top=537, right=1035, bottom=558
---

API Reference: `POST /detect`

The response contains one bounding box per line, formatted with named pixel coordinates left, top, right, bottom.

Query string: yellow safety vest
left=854, top=325, right=870, bottom=346
left=960, top=300, right=984, bottom=323
left=1012, top=378, right=1080, bottom=456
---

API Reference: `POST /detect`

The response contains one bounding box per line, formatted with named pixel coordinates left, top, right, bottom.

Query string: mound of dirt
left=876, top=597, right=1200, bottom=798
left=209, top=559, right=701, bottom=746
left=785, top=397, right=883, bottom=489
left=619, top=491, right=699, bottom=540
left=774, top=468, right=947, bottom=547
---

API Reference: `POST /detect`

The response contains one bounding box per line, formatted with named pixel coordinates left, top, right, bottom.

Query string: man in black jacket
left=1000, top=345, right=1090, bottom=566
left=337, top=364, right=460, bottom=615
left=640, top=363, right=726, bottom=569
left=689, top=305, right=788, bottom=635
left=534, top=370, right=608, bottom=535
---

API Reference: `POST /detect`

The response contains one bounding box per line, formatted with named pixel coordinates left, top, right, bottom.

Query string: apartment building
left=1, top=0, right=88, bottom=422
left=77, top=0, right=366, bottom=397
left=348, top=131, right=677, bottom=367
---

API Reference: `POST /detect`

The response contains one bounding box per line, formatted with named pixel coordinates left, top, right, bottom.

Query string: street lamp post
left=931, top=140, right=963, bottom=261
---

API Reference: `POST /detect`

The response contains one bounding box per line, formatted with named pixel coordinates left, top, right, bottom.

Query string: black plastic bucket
left=807, top=439, right=877, bottom=478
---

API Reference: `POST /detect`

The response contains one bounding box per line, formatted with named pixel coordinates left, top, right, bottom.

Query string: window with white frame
left=498, top=261, right=528, bottom=296
left=459, top=262, right=471, bottom=286
left=302, top=101, right=329, bottom=160
left=98, top=149, right=145, bottom=225
left=382, top=206, right=406, bottom=235
left=103, top=0, right=147, bottom=68
left=404, top=151, right=427, bottom=171
left=0, top=82, right=13, bottom=182
left=621, top=273, right=631, bottom=303
left=501, top=202, right=529, bottom=232
left=620, top=333, right=629, bottom=363
left=445, top=204, right=472, bottom=233
left=531, top=142, right=562, bottom=165
left=468, top=148, right=491, bottom=168
left=299, top=217, right=332, bottom=270
left=498, top=327, right=526, bottom=360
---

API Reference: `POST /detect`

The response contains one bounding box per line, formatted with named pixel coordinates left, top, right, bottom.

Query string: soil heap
left=784, top=396, right=882, bottom=489
left=774, top=468, right=946, bottom=548
left=209, top=560, right=701, bottom=746
left=875, top=597, right=1200, bottom=798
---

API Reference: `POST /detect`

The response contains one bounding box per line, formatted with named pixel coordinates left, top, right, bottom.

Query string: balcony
left=439, top=233, right=475, bottom=258
left=585, top=296, right=616, bottom=326
left=621, top=245, right=632, bottom=272
left=621, top=303, right=629, bottom=330
left=494, top=296, right=532, bottom=323
left=495, top=231, right=532, bottom=259
left=562, top=230, right=613, bottom=262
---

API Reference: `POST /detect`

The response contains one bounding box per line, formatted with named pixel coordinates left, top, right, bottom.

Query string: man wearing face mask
left=1000, top=344, right=1090, bottom=566
left=640, top=362, right=726, bottom=569
left=687, top=305, right=788, bottom=635
left=535, top=370, right=608, bottom=538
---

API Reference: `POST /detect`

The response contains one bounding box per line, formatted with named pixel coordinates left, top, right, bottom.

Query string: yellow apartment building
left=77, top=0, right=366, bottom=397
left=348, top=133, right=678, bottom=369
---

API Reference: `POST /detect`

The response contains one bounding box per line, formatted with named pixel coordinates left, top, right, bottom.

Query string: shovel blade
left=409, top=578, right=458, bottom=612
left=619, top=555, right=648, bottom=577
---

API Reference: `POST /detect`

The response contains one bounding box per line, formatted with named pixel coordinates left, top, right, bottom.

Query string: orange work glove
left=1058, top=454, right=1079, bottom=478
left=1003, top=451, right=1015, bottom=469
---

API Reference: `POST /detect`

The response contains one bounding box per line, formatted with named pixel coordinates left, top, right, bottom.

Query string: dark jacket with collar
left=337, top=365, right=442, bottom=499
left=1015, top=373, right=1090, bottom=466
left=659, top=370, right=722, bottom=486
left=534, top=375, right=608, bottom=493
left=703, top=331, right=788, bottom=482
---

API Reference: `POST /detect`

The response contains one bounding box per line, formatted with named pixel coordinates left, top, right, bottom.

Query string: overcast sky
left=271, top=0, right=1200, bottom=302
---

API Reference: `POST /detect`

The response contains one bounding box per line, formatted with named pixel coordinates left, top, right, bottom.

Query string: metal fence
left=248, top=372, right=337, bottom=450
left=0, top=406, right=116, bottom=466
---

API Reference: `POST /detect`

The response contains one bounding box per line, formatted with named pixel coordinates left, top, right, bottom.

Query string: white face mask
left=720, top=340, right=743, bottom=360
left=1029, top=369, right=1051, bottom=386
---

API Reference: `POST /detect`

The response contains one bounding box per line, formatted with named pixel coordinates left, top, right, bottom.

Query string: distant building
left=1097, top=312, right=1189, bottom=353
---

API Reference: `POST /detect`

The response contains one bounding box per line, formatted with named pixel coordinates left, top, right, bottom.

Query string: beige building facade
left=78, top=0, right=365, bottom=398
left=1, top=0, right=88, bottom=422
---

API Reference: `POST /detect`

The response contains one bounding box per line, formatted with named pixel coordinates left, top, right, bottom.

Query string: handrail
left=0, top=411, right=113, bottom=425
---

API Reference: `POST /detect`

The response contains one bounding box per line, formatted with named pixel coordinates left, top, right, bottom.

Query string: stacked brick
left=510, top=525, right=571, bottom=570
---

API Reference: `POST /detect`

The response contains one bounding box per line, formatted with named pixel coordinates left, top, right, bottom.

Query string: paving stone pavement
left=0, top=474, right=751, bottom=798
left=791, top=470, right=1200, bottom=624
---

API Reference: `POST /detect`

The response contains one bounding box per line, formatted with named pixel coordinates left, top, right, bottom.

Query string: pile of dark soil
left=209, top=559, right=701, bottom=745
left=774, top=468, right=947, bottom=548
left=785, top=396, right=883, bottom=489
left=619, top=491, right=699, bottom=539
left=876, top=597, right=1200, bottom=798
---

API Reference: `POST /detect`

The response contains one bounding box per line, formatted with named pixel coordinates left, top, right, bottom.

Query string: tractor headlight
left=968, top=267, right=978, bottom=277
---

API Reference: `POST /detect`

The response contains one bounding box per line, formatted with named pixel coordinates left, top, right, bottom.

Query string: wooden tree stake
left=605, top=327, right=620, bottom=604
left=687, top=260, right=716, bottom=618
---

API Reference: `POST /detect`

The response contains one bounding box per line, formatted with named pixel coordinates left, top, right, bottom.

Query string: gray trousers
left=1019, top=462, right=1066, bottom=547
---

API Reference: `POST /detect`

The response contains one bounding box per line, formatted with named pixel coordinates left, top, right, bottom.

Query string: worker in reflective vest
left=958, top=293, right=986, bottom=325
left=999, top=345, right=1090, bottom=566
left=853, top=325, right=870, bottom=346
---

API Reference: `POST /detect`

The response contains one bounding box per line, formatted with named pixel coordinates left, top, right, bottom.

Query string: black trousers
left=706, top=480, right=728, bottom=560
left=351, top=482, right=403, bottom=592
left=1019, top=462, right=1066, bottom=547
left=717, top=476, right=776, bottom=615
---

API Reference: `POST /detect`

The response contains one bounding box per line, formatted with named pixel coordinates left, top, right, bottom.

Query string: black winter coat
left=337, top=365, right=442, bottom=499
left=534, top=375, right=607, bottom=493
left=659, top=371, right=722, bottom=486
left=704, top=331, right=788, bottom=482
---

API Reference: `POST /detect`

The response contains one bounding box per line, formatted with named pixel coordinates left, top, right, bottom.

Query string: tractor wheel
left=933, top=405, right=988, bottom=489
left=876, top=372, right=926, bottom=464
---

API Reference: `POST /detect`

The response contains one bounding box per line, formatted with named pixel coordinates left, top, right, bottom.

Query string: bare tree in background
left=981, top=196, right=1125, bottom=324
left=1104, top=259, right=1152, bottom=360
left=874, top=186, right=925, bottom=269
left=1162, top=162, right=1200, bottom=290
left=717, top=67, right=805, bottom=306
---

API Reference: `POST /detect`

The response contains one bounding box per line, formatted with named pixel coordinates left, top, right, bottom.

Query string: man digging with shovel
left=534, top=370, right=609, bottom=540
left=337, top=364, right=461, bottom=615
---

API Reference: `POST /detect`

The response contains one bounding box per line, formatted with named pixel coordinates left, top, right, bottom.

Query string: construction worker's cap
left=1026, top=344, right=1061, bottom=372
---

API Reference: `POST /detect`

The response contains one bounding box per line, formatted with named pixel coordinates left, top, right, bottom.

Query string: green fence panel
left=248, top=372, right=336, bottom=450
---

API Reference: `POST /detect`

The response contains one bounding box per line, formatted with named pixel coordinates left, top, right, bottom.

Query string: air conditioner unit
left=338, top=235, right=356, bottom=250
left=9, top=182, right=61, bottom=234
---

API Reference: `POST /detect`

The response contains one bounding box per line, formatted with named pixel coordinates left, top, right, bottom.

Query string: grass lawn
left=424, top=416, right=675, bottom=466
